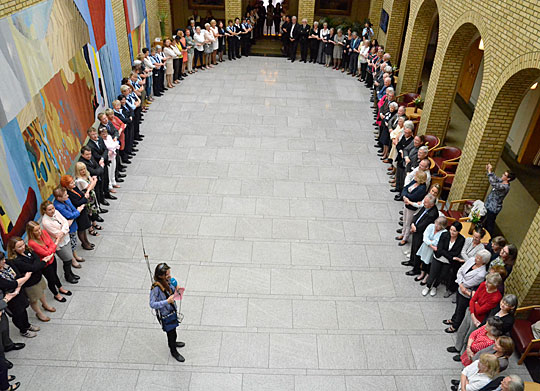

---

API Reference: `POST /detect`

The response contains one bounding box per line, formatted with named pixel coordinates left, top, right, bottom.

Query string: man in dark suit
left=233, top=18, right=243, bottom=59
left=85, top=128, right=116, bottom=202
left=113, top=97, right=134, bottom=164
left=298, top=18, right=310, bottom=63
left=281, top=15, right=291, bottom=57
left=394, top=132, right=423, bottom=199
left=347, top=32, right=360, bottom=75
left=288, top=16, right=300, bottom=62
left=402, top=194, right=439, bottom=276
left=478, top=375, right=523, bottom=391
left=98, top=112, right=127, bottom=183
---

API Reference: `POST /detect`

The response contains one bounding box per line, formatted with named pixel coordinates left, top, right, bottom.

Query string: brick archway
left=396, top=0, right=438, bottom=95
left=449, top=63, right=540, bottom=201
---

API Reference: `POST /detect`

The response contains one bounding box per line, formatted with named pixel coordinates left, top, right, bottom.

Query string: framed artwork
left=380, top=9, right=389, bottom=33
left=187, top=0, right=225, bottom=9
left=315, top=0, right=352, bottom=15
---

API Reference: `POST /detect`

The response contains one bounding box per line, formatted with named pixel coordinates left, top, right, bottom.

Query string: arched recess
left=449, top=65, right=540, bottom=202
left=396, top=0, right=438, bottom=94
left=417, top=19, right=485, bottom=140
left=383, top=0, right=410, bottom=63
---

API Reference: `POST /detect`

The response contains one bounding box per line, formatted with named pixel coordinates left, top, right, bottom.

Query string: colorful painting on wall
left=123, top=0, right=150, bottom=62
left=0, top=0, right=122, bottom=250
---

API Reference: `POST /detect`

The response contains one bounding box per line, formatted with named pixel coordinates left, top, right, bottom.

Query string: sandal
left=445, top=326, right=457, bottom=333
left=89, top=229, right=100, bottom=237
left=93, top=225, right=103, bottom=230
left=442, top=319, right=453, bottom=325
left=8, top=375, right=15, bottom=382
left=7, top=382, right=20, bottom=391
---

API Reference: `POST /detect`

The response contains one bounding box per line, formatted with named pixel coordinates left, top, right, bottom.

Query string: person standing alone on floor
left=483, top=163, right=515, bottom=236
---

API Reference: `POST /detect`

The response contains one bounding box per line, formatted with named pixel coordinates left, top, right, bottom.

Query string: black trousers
left=0, top=360, right=8, bottom=391
left=158, top=68, right=165, bottom=92
left=42, top=258, right=62, bottom=296
left=235, top=38, right=241, bottom=58
left=282, top=37, right=290, bottom=56
left=365, top=70, right=374, bottom=88
left=409, top=233, right=423, bottom=272
left=446, top=259, right=462, bottom=293
left=227, top=37, right=236, bottom=59
left=134, top=107, right=142, bottom=138
left=193, top=50, right=203, bottom=68
left=360, top=62, right=368, bottom=80
left=166, top=328, right=178, bottom=353
left=9, top=307, right=30, bottom=334
left=241, top=37, right=250, bottom=56
left=173, top=58, right=181, bottom=81
left=395, top=165, right=407, bottom=192
left=289, top=40, right=298, bottom=60
left=310, top=42, right=319, bottom=61
left=426, top=258, right=450, bottom=289
left=342, top=52, right=349, bottom=69
left=349, top=53, right=359, bottom=74
left=299, top=41, right=308, bottom=61
left=451, top=292, right=470, bottom=329
left=123, top=122, right=134, bottom=156
left=152, top=71, right=161, bottom=95
left=483, top=210, right=497, bottom=237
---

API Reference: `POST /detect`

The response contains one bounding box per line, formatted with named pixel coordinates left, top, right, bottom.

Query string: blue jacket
left=401, top=180, right=427, bottom=202
left=53, top=199, right=80, bottom=233
left=149, top=283, right=177, bottom=317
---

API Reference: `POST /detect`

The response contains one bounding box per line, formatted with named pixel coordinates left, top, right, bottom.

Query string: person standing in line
left=298, top=18, right=310, bottom=63
left=483, top=163, right=515, bottom=236
left=308, top=21, right=320, bottom=63
left=149, top=263, right=186, bottom=363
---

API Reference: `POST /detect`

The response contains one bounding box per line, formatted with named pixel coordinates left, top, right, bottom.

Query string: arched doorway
left=396, top=0, right=438, bottom=95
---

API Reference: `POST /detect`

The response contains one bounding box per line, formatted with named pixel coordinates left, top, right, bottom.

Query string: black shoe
left=399, top=211, right=403, bottom=215
left=95, top=216, right=104, bottom=223
left=401, top=261, right=413, bottom=267
left=71, top=273, right=80, bottom=280
left=396, top=228, right=402, bottom=234
left=101, top=200, right=110, bottom=206
left=116, top=178, right=124, bottom=183
left=176, top=341, right=185, bottom=348
left=405, top=270, right=420, bottom=276
left=444, top=290, right=455, bottom=298
left=54, top=295, right=67, bottom=302
left=123, top=160, right=132, bottom=164
left=118, top=168, right=126, bottom=173
left=447, top=346, right=459, bottom=353
left=451, top=386, right=458, bottom=391
left=394, top=196, right=403, bottom=202
left=398, top=221, right=403, bottom=226
left=171, top=350, right=185, bottom=362
left=390, top=188, right=400, bottom=193
left=5, top=343, right=25, bottom=352
left=452, top=354, right=461, bottom=362
left=117, top=173, right=126, bottom=178
left=104, top=194, right=117, bottom=200
left=4, top=359, right=12, bottom=369
left=66, top=275, right=78, bottom=284
left=100, top=208, right=108, bottom=214
left=451, top=380, right=460, bottom=386
left=132, top=148, right=139, bottom=152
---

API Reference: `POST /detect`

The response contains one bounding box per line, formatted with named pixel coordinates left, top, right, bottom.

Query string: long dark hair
left=153, top=263, right=172, bottom=295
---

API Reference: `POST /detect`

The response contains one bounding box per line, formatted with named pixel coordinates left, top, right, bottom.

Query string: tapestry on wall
left=0, top=0, right=122, bottom=250
left=123, top=0, right=150, bottom=62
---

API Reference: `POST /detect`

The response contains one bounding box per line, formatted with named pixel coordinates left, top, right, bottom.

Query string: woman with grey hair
left=379, top=101, right=399, bottom=160
left=478, top=294, right=517, bottom=334
left=318, top=22, right=329, bottom=64
left=416, top=216, right=448, bottom=285
left=332, top=28, right=345, bottom=69
left=309, top=21, right=320, bottom=63
left=444, top=249, right=491, bottom=332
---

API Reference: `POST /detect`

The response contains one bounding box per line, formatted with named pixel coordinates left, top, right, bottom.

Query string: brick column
left=298, top=0, right=315, bottom=25
left=396, top=0, right=438, bottom=94
left=112, top=0, right=132, bottom=76
left=417, top=23, right=479, bottom=139
left=225, top=0, right=242, bottom=24
left=368, top=0, right=383, bottom=38
left=157, top=0, right=172, bottom=36
left=505, top=206, right=540, bottom=306
left=383, top=0, right=409, bottom=65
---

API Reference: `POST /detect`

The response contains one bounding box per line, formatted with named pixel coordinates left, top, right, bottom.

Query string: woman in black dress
left=217, top=20, right=226, bottom=62
left=308, top=21, right=320, bottom=63
left=323, top=27, right=334, bottom=67
left=274, top=3, right=281, bottom=38
left=60, top=175, right=93, bottom=250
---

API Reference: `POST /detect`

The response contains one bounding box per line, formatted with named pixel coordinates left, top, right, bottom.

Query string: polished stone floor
left=10, top=57, right=530, bottom=390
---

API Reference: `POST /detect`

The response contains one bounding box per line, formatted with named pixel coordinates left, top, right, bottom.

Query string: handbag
left=158, top=303, right=179, bottom=332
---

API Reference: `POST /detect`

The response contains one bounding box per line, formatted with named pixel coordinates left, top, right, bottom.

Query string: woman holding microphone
left=149, top=263, right=185, bottom=362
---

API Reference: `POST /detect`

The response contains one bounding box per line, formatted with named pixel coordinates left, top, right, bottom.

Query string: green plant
left=470, top=210, right=481, bottom=224
left=158, top=11, right=168, bottom=23
left=413, top=97, right=424, bottom=109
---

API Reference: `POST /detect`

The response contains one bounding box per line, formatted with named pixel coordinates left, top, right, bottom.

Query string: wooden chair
left=512, top=305, right=540, bottom=365
left=424, top=135, right=440, bottom=153
left=524, top=382, right=540, bottom=391
left=396, top=92, right=419, bottom=108
left=430, top=169, right=447, bottom=192
left=430, top=146, right=462, bottom=168
left=440, top=199, right=475, bottom=223
left=441, top=161, right=459, bottom=192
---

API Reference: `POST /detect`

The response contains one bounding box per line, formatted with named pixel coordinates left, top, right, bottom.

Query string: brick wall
left=225, top=0, right=242, bottom=24
left=376, top=0, right=540, bottom=304
left=157, top=0, right=172, bottom=36
left=146, top=0, right=160, bottom=39
left=0, top=0, right=43, bottom=18
left=382, top=0, right=408, bottom=63
left=368, top=0, right=383, bottom=38
left=298, top=0, right=316, bottom=25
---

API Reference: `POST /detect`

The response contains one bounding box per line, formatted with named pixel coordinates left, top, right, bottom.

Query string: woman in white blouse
left=210, top=19, right=219, bottom=65
left=453, top=354, right=499, bottom=391
left=193, top=26, right=206, bottom=70
left=358, top=39, right=370, bottom=81
left=203, top=23, right=215, bottom=69
left=99, top=127, right=120, bottom=194
left=162, top=38, right=176, bottom=88
left=41, top=201, right=80, bottom=283
left=318, top=22, right=329, bottom=64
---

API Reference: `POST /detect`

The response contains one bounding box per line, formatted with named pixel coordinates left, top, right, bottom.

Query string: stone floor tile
left=317, top=334, right=366, bottom=369
left=352, top=271, right=396, bottom=297
left=186, top=265, right=230, bottom=292
left=243, top=374, right=294, bottom=391
left=336, top=301, right=383, bottom=330
left=293, top=300, right=338, bottom=329
left=201, top=297, right=248, bottom=327
left=345, top=376, right=398, bottom=391
left=269, top=333, right=318, bottom=369
left=291, top=242, right=330, bottom=266
left=189, top=373, right=242, bottom=391
left=311, top=270, right=355, bottom=296
left=81, top=368, right=139, bottom=391
left=247, top=298, right=293, bottom=328
left=271, top=268, right=313, bottom=295
left=212, top=239, right=253, bottom=263
left=219, top=332, right=269, bottom=368
left=363, top=335, right=416, bottom=369
left=252, top=241, right=291, bottom=264
left=228, top=267, right=271, bottom=294
left=378, top=301, right=428, bottom=330
left=295, top=375, right=346, bottom=391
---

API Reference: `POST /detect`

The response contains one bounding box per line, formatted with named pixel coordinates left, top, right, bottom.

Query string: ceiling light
left=478, top=39, right=484, bottom=50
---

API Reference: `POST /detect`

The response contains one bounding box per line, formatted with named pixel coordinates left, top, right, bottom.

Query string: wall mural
left=0, top=0, right=123, bottom=250
left=123, top=0, right=150, bottom=62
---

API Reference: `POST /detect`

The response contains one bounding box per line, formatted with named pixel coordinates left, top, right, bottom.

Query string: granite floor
left=10, top=57, right=530, bottom=390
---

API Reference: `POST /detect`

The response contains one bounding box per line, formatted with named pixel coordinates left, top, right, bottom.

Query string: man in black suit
left=478, top=375, right=523, bottom=391
left=113, top=97, right=134, bottom=165
left=78, top=145, right=109, bottom=207
left=85, top=128, right=116, bottom=202
left=394, top=132, right=423, bottom=199
left=288, top=16, right=300, bottom=62
left=402, top=194, right=439, bottom=276
left=233, top=18, right=243, bottom=59
left=281, top=15, right=291, bottom=56
left=298, top=18, right=310, bottom=63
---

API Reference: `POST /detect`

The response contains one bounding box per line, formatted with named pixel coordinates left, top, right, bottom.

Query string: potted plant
left=468, top=210, right=482, bottom=235
left=413, top=97, right=424, bottom=113
left=158, top=11, right=168, bottom=38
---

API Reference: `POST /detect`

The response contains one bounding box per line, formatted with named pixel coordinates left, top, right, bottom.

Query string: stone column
left=298, top=0, right=316, bottom=25
left=225, top=0, right=242, bottom=24
left=396, top=0, right=438, bottom=94
left=506, top=206, right=540, bottom=306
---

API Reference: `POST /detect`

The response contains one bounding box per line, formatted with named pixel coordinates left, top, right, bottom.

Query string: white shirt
left=204, top=29, right=215, bottom=43
left=193, top=32, right=205, bottom=50
left=143, top=57, right=154, bottom=69
left=290, top=23, right=296, bottom=37
left=42, top=211, right=70, bottom=248
left=405, top=167, right=432, bottom=187
left=459, top=360, right=493, bottom=391
left=163, top=47, right=176, bottom=60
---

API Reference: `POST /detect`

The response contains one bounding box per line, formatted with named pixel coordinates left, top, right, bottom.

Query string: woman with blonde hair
left=26, top=221, right=72, bottom=302
left=74, top=162, right=101, bottom=234
left=210, top=19, right=219, bottom=65
left=453, top=353, right=500, bottom=391
left=60, top=175, right=94, bottom=250
left=162, top=38, right=176, bottom=88
left=7, top=237, right=54, bottom=322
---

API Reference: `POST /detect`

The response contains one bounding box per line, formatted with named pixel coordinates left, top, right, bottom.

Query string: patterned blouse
left=485, top=172, right=510, bottom=214
left=460, top=325, right=496, bottom=366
